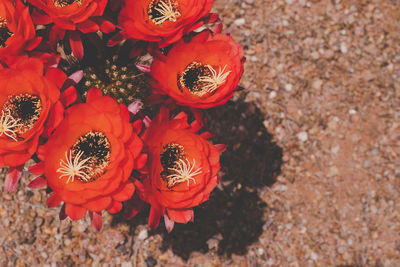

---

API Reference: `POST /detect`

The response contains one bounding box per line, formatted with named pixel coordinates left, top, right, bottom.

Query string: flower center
left=177, top=62, right=232, bottom=97
left=148, top=0, right=181, bottom=25
left=160, top=143, right=201, bottom=188
left=0, top=17, right=13, bottom=48
left=56, top=131, right=111, bottom=184
left=0, top=94, right=42, bottom=140
left=0, top=110, right=22, bottom=141
left=83, top=61, right=151, bottom=105
left=53, top=0, right=82, bottom=7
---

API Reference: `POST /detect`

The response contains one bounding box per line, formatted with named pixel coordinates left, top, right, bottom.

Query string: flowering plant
left=0, top=0, right=243, bottom=231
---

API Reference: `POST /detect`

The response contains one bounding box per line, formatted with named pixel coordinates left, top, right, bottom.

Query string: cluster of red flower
left=0, top=0, right=243, bottom=231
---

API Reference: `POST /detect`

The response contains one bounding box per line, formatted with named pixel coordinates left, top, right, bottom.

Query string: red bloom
left=150, top=31, right=244, bottom=108
left=28, top=0, right=115, bottom=59
left=0, top=56, right=69, bottom=191
left=134, top=107, right=224, bottom=231
left=118, top=0, right=214, bottom=47
left=0, top=0, right=41, bottom=60
left=32, top=88, right=146, bottom=229
left=28, top=0, right=110, bottom=32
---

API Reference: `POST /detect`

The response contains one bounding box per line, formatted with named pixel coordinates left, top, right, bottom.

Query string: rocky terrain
left=1, top=0, right=399, bottom=266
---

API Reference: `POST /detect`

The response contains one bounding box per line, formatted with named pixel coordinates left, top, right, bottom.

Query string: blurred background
left=1, top=0, right=399, bottom=266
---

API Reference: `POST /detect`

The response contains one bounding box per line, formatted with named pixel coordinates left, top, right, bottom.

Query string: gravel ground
left=1, top=0, right=400, bottom=266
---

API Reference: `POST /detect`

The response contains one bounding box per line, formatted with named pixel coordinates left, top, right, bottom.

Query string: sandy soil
left=1, top=0, right=400, bottom=266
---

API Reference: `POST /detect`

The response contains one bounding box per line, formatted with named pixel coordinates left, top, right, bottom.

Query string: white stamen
left=152, top=0, right=181, bottom=25
left=53, top=0, right=82, bottom=8
left=56, top=150, right=92, bottom=184
left=0, top=110, right=22, bottom=141
left=198, top=65, right=232, bottom=93
left=167, top=158, right=202, bottom=187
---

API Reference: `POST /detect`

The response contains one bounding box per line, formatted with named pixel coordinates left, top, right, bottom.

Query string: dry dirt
left=1, top=0, right=400, bottom=266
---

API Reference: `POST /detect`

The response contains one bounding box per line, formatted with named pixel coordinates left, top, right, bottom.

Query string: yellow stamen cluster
left=3, top=94, right=43, bottom=135
left=53, top=0, right=82, bottom=8
left=0, top=17, right=7, bottom=28
left=148, top=0, right=181, bottom=25
left=166, top=158, right=202, bottom=188
left=178, top=62, right=231, bottom=97
left=0, top=110, right=22, bottom=141
left=71, top=131, right=111, bottom=181
left=56, top=131, right=112, bottom=184
left=56, top=150, right=92, bottom=184
left=198, top=65, right=231, bottom=94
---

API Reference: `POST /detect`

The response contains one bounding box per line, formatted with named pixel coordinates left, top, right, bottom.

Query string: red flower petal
left=212, top=23, right=223, bottom=34
left=143, top=116, right=151, bottom=128
left=49, top=26, right=66, bottom=44
left=44, top=101, right=64, bottom=137
left=107, top=32, right=125, bottom=47
left=47, top=192, right=62, bottom=208
left=53, top=17, right=76, bottom=30
left=65, top=203, right=87, bottom=220
left=167, top=209, right=194, bottom=224
left=164, top=214, right=175, bottom=233
left=60, top=86, right=78, bottom=107
left=5, top=165, right=24, bottom=192
left=28, top=176, right=47, bottom=189
left=136, top=64, right=151, bottom=73
left=129, top=135, right=144, bottom=157
left=148, top=205, right=162, bottom=229
left=124, top=194, right=145, bottom=220
left=84, top=196, right=112, bottom=212
left=25, top=37, right=42, bottom=51
left=67, top=70, right=84, bottom=84
left=119, top=103, right=130, bottom=121
left=128, top=101, right=142, bottom=115
left=45, top=68, right=68, bottom=88
left=91, top=17, right=115, bottom=33
left=200, top=131, right=214, bottom=139
left=132, top=120, right=143, bottom=134
left=90, top=211, right=103, bottom=231
left=77, top=19, right=100, bottom=34
left=113, top=183, right=135, bottom=202
left=28, top=161, right=45, bottom=175
left=107, top=200, right=122, bottom=214
left=69, top=31, right=84, bottom=60
left=215, top=144, right=228, bottom=153
left=86, top=87, right=103, bottom=102
left=206, top=13, right=221, bottom=24
left=31, top=9, right=52, bottom=25
left=134, top=153, right=148, bottom=169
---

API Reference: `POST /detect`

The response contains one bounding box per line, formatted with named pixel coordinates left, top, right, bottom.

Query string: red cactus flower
left=118, top=0, right=214, bottom=47
left=0, top=55, right=73, bottom=192
left=30, top=88, right=147, bottom=230
left=150, top=31, right=244, bottom=109
left=0, top=0, right=41, bottom=60
left=132, top=107, right=225, bottom=231
left=28, top=0, right=115, bottom=59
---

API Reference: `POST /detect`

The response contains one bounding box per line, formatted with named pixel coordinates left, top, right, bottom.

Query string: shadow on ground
left=112, top=96, right=283, bottom=260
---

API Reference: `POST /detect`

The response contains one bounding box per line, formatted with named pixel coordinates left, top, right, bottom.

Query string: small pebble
left=284, top=84, right=293, bottom=91
left=234, top=18, right=245, bottom=26
left=138, top=229, right=148, bottom=240
left=297, top=131, right=308, bottom=142
left=340, top=43, right=348, bottom=53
